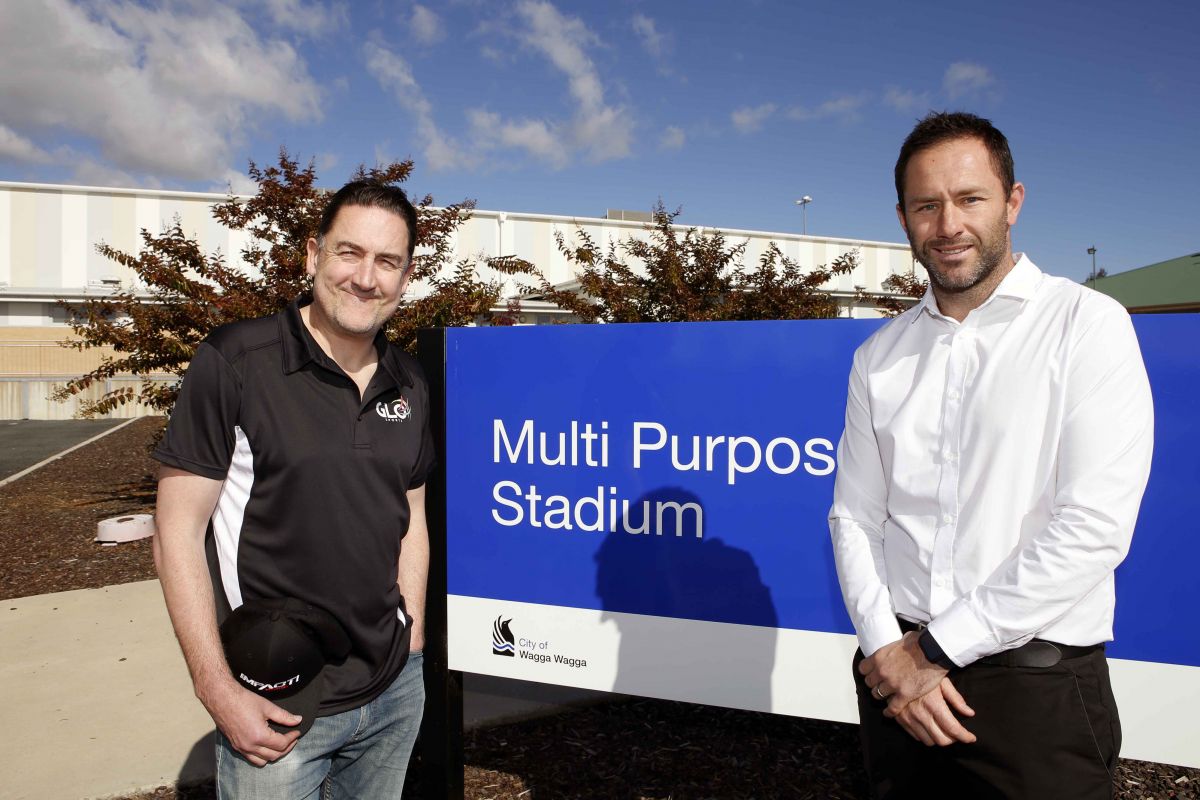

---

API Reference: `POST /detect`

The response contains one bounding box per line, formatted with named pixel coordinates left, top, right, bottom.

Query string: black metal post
left=416, top=327, right=464, bottom=800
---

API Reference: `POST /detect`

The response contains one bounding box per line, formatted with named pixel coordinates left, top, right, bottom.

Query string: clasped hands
left=859, top=631, right=977, bottom=747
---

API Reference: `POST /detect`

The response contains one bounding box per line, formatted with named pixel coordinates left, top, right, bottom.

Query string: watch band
left=918, top=629, right=956, bottom=669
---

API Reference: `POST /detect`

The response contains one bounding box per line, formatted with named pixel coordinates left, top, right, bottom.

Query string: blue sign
left=445, top=316, right=1200, bottom=669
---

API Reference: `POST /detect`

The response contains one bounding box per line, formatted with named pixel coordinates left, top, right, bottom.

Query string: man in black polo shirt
left=153, top=181, right=434, bottom=797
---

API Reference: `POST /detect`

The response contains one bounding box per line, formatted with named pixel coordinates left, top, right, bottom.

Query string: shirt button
left=948, top=389, right=960, bottom=400
left=942, top=514, right=954, bottom=524
left=943, top=449, right=955, bottom=460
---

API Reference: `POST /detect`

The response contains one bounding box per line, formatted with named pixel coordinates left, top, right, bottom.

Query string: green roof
left=1090, top=252, right=1200, bottom=311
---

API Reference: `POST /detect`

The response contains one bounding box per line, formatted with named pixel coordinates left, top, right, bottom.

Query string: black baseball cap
left=219, top=598, right=351, bottom=736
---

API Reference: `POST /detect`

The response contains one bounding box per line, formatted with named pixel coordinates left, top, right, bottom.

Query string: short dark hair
left=316, top=180, right=419, bottom=259
left=894, top=111, right=1015, bottom=207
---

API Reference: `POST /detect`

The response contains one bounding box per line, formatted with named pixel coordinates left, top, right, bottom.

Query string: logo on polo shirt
left=492, top=616, right=515, bottom=656
left=376, top=396, right=411, bottom=422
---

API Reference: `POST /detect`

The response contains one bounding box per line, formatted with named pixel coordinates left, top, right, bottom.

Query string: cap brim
left=265, top=667, right=327, bottom=737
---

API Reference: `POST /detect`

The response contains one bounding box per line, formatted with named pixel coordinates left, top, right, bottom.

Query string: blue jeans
left=216, top=651, right=424, bottom=799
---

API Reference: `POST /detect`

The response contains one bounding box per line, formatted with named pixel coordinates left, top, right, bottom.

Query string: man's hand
left=200, top=679, right=302, bottom=767
left=859, top=630, right=949, bottom=715
left=893, top=678, right=977, bottom=746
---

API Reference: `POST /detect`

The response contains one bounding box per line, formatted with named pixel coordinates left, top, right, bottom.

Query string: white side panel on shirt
left=212, top=425, right=254, bottom=610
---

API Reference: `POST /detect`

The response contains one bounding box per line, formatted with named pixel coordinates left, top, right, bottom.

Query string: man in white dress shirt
left=829, top=111, right=1154, bottom=799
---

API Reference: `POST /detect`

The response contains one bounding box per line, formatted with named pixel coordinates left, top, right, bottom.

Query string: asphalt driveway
left=0, top=419, right=128, bottom=481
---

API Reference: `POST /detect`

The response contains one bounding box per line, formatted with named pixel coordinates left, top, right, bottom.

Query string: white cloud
left=468, top=109, right=569, bottom=168
left=631, top=13, right=665, bottom=59
left=0, top=0, right=323, bottom=183
left=502, top=0, right=634, bottom=164
left=0, top=124, right=53, bottom=164
left=659, top=125, right=685, bottom=151
left=257, top=0, right=348, bottom=36
left=72, top=155, right=152, bottom=190
left=884, top=86, right=931, bottom=113
left=480, top=45, right=508, bottom=63
left=456, top=0, right=634, bottom=168
left=787, top=93, right=869, bottom=122
left=374, top=141, right=396, bottom=168
left=410, top=4, right=445, bottom=44
left=944, top=62, right=995, bottom=99
left=213, top=167, right=261, bottom=196
left=364, top=41, right=471, bottom=171
left=732, top=103, right=777, bottom=133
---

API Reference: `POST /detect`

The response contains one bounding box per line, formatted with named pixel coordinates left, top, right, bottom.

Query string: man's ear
left=895, top=203, right=908, bottom=236
left=1006, top=182, right=1026, bottom=227
left=305, top=237, right=320, bottom=278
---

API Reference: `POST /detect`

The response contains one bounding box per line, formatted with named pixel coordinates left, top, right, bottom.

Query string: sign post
left=417, top=327, right=464, bottom=800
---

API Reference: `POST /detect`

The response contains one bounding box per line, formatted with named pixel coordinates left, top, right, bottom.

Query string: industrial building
left=0, top=180, right=920, bottom=419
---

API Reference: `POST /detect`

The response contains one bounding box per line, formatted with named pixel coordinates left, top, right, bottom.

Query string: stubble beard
left=911, top=214, right=1011, bottom=296
left=315, top=283, right=395, bottom=339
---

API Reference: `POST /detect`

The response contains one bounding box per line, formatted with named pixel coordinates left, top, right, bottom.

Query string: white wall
left=0, top=180, right=920, bottom=325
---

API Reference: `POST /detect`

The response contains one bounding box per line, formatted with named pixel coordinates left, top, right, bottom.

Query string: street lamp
left=795, top=195, right=813, bottom=235
left=1087, top=246, right=1097, bottom=288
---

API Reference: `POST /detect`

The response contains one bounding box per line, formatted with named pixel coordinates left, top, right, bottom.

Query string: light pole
left=795, top=196, right=812, bottom=235
left=1088, top=246, right=1097, bottom=288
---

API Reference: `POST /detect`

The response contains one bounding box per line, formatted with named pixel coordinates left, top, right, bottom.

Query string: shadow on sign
left=594, top=487, right=779, bottom=710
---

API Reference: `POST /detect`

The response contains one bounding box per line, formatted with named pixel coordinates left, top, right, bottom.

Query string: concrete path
left=0, top=419, right=128, bottom=482
left=0, top=580, right=606, bottom=799
left=0, top=581, right=214, bottom=800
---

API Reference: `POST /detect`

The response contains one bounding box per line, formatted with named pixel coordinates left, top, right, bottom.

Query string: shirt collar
left=991, top=253, right=1042, bottom=300
left=279, top=297, right=413, bottom=389
left=911, top=253, right=1043, bottom=323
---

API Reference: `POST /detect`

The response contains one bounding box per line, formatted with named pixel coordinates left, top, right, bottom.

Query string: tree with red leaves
left=523, top=202, right=861, bottom=324
left=55, top=151, right=532, bottom=416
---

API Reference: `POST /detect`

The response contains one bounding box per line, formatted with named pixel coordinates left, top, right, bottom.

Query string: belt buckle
left=1021, top=641, right=1062, bottom=668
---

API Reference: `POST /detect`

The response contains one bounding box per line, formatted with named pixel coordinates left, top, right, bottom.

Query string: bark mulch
left=0, top=416, right=163, bottom=599
left=2, top=418, right=1196, bottom=799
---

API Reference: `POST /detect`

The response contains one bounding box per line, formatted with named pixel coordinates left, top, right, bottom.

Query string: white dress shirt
left=829, top=255, right=1154, bottom=666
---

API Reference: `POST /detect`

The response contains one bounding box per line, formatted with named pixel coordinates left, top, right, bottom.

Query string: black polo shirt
left=154, top=297, right=435, bottom=715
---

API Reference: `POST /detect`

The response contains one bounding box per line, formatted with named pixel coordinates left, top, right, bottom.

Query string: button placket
left=931, top=326, right=969, bottom=615
left=353, top=391, right=373, bottom=448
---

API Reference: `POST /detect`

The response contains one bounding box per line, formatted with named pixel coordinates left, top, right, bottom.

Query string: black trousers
left=853, top=647, right=1121, bottom=800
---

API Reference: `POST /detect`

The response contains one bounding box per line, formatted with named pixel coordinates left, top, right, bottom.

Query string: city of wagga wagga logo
left=376, top=396, right=411, bottom=421
left=491, top=615, right=587, bottom=668
left=492, top=616, right=515, bottom=656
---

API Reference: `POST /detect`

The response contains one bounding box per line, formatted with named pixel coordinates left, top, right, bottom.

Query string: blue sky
left=2, top=0, right=1197, bottom=282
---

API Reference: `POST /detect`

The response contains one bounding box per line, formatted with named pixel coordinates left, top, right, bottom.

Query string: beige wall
left=0, top=326, right=169, bottom=419
left=0, top=326, right=120, bottom=376
left=0, top=377, right=166, bottom=420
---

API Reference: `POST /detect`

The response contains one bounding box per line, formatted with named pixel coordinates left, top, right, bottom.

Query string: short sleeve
left=153, top=341, right=242, bottom=480
left=408, top=379, right=437, bottom=489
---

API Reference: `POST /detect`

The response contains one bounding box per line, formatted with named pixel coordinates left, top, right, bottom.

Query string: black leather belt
left=897, top=617, right=1102, bottom=668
